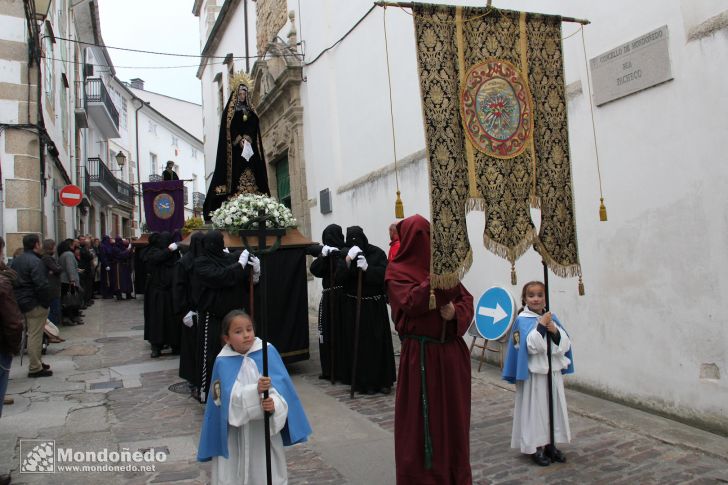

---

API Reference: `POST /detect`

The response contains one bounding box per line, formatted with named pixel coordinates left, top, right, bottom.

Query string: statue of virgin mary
left=203, top=73, right=271, bottom=221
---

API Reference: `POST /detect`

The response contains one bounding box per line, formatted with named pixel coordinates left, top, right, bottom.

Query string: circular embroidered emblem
left=153, top=193, right=175, bottom=220
left=460, top=59, right=533, bottom=159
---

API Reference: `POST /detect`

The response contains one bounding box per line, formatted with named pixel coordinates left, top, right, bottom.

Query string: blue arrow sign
left=474, top=286, right=516, bottom=340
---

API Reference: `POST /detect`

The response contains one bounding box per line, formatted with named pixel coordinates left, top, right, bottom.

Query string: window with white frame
left=148, top=121, right=157, bottom=135
left=121, top=97, right=128, bottom=129
left=149, top=152, right=158, bottom=175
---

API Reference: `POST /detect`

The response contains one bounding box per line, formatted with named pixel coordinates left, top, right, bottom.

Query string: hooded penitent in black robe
left=342, top=226, right=397, bottom=394
left=309, top=224, right=348, bottom=382
left=173, top=231, right=205, bottom=386
left=202, top=83, right=270, bottom=221
left=194, top=230, right=252, bottom=402
left=142, top=232, right=181, bottom=353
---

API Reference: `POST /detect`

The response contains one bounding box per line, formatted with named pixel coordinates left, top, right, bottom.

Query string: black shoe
left=0, top=473, right=10, bottom=485
left=365, top=388, right=377, bottom=395
left=170, top=347, right=180, bottom=355
left=531, top=448, right=550, bottom=466
left=151, top=347, right=161, bottom=358
left=544, top=444, right=566, bottom=463
left=62, top=319, right=77, bottom=326
left=381, top=387, right=392, bottom=395
left=42, top=363, right=50, bottom=370
left=74, top=319, right=85, bottom=325
left=318, top=374, right=330, bottom=380
left=28, top=369, right=53, bottom=378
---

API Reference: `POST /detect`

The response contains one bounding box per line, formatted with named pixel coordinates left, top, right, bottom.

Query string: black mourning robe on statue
left=194, top=231, right=252, bottom=402
left=173, top=232, right=204, bottom=385
left=202, top=88, right=270, bottom=221
left=342, top=226, right=397, bottom=393
left=309, top=224, right=347, bottom=381
left=142, top=232, right=181, bottom=350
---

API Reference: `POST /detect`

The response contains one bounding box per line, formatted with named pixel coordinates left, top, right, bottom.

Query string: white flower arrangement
left=210, top=193, right=297, bottom=231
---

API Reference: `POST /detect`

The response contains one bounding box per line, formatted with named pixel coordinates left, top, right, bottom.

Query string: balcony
left=193, top=191, right=205, bottom=210
left=85, top=78, right=120, bottom=139
left=74, top=81, right=88, bottom=129
left=87, top=157, right=135, bottom=208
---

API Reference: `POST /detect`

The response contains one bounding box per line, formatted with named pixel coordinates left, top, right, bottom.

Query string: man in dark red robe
left=385, top=214, right=474, bottom=484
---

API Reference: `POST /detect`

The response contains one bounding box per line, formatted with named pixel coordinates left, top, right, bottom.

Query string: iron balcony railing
left=85, top=78, right=120, bottom=128
left=84, top=167, right=91, bottom=196
left=192, top=191, right=205, bottom=209
left=87, top=157, right=135, bottom=206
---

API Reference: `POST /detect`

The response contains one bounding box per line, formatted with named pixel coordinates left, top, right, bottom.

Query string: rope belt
left=322, top=285, right=343, bottom=293
left=401, top=334, right=453, bottom=470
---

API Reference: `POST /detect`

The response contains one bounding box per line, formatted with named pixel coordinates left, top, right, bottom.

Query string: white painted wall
left=196, top=0, right=255, bottom=195
left=128, top=86, right=203, bottom=141
left=285, top=0, right=728, bottom=429
left=135, top=106, right=204, bottom=219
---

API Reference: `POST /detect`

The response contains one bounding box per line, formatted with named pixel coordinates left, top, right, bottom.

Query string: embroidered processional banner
left=413, top=3, right=581, bottom=288
left=142, top=180, right=185, bottom=232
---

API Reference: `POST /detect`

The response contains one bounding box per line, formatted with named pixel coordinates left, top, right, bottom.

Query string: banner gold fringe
left=429, top=250, right=473, bottom=291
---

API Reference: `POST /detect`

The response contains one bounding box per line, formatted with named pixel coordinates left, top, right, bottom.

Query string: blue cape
left=502, top=312, right=574, bottom=384
left=197, top=341, right=312, bottom=461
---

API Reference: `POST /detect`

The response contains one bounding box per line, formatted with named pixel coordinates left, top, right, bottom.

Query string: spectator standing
left=9, top=234, right=51, bottom=377
left=41, top=239, right=62, bottom=326
left=0, top=236, right=23, bottom=485
left=58, top=239, right=83, bottom=326
left=78, top=236, right=95, bottom=307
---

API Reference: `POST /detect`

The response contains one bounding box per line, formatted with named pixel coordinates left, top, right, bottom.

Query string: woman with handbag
left=58, top=239, right=83, bottom=326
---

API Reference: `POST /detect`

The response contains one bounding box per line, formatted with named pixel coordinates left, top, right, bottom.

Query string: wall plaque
left=590, top=25, right=673, bottom=106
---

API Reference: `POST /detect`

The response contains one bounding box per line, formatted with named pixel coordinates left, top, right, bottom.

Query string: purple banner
left=142, top=180, right=184, bottom=232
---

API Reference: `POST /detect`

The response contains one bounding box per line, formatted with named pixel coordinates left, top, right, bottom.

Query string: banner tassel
left=511, top=263, right=517, bottom=286
left=395, top=190, right=405, bottom=219
left=578, top=274, right=585, bottom=296
left=429, top=288, right=436, bottom=310
left=599, top=197, right=608, bottom=222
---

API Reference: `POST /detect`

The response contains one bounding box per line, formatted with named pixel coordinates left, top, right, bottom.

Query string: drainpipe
left=133, top=97, right=147, bottom=231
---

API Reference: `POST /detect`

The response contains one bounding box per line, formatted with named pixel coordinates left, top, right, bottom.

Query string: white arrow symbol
left=478, top=302, right=508, bottom=324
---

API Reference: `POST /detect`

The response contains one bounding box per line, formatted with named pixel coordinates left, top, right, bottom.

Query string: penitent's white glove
left=347, top=246, right=362, bottom=260
left=105, top=266, right=111, bottom=271
left=238, top=249, right=250, bottom=268
left=321, top=245, right=339, bottom=257
left=249, top=255, right=261, bottom=284
left=223, top=247, right=230, bottom=254
left=356, top=255, right=368, bottom=272
left=168, top=242, right=178, bottom=251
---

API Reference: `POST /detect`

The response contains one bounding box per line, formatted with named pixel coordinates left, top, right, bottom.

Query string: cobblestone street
left=1, top=297, right=727, bottom=484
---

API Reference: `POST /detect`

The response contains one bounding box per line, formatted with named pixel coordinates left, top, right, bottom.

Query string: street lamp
left=115, top=151, right=127, bottom=168
left=34, top=0, right=52, bottom=20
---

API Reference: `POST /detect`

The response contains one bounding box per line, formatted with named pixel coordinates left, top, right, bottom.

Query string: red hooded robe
left=385, top=214, right=474, bottom=484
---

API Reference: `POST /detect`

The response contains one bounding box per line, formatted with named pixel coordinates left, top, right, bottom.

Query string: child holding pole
left=198, top=310, right=311, bottom=484
left=502, top=281, right=574, bottom=466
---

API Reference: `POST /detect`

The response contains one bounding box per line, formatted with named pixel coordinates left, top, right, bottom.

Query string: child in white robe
left=198, top=310, right=311, bottom=484
left=502, top=281, right=574, bottom=466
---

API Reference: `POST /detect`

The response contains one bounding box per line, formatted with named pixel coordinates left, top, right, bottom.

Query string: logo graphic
left=20, top=440, right=55, bottom=473
left=152, top=193, right=175, bottom=220
left=460, top=59, right=534, bottom=159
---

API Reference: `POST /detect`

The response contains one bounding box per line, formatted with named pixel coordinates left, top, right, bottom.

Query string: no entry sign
left=59, top=184, right=83, bottom=207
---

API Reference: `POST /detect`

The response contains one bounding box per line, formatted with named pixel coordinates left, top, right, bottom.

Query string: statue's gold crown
left=230, top=71, right=254, bottom=91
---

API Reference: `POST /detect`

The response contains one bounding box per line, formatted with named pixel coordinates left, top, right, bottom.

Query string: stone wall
left=0, top=0, right=44, bottom=255
left=255, top=0, right=287, bottom=56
